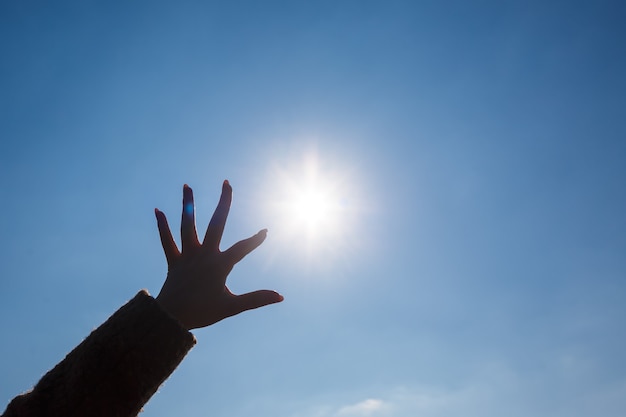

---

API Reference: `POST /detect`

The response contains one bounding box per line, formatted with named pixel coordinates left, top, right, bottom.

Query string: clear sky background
left=1, top=1, right=625, bottom=416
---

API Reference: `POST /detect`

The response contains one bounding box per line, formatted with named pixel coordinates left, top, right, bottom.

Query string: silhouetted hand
left=154, top=181, right=283, bottom=330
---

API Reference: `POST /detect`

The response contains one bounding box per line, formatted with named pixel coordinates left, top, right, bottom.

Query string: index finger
left=203, top=180, right=232, bottom=251
left=223, top=228, right=267, bottom=265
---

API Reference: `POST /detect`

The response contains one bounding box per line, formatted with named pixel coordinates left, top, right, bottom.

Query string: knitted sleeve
left=2, top=290, right=196, bottom=417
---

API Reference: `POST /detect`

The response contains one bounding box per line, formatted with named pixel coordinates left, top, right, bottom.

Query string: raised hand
left=154, top=181, right=283, bottom=330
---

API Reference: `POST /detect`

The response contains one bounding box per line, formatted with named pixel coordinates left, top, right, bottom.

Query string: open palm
left=154, top=181, right=283, bottom=330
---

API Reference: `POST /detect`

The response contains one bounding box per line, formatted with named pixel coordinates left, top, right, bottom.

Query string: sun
left=275, top=170, right=344, bottom=243
left=286, top=184, right=338, bottom=234
left=259, top=150, right=357, bottom=255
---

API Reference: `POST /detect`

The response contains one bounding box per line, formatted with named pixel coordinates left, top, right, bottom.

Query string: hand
left=154, top=181, right=283, bottom=330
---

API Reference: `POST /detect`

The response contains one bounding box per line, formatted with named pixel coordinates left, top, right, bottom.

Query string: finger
left=155, top=208, right=180, bottom=263
left=181, top=184, right=199, bottom=252
left=230, top=290, right=284, bottom=316
left=203, top=180, right=232, bottom=250
left=223, top=229, right=267, bottom=265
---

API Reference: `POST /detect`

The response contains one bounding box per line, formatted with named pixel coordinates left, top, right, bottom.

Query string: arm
left=2, top=181, right=283, bottom=417
left=2, top=290, right=195, bottom=417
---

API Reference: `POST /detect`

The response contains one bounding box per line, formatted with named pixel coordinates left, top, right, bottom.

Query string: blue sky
left=1, top=1, right=625, bottom=416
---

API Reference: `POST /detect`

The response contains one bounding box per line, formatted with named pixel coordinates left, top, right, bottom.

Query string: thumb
left=232, top=290, right=284, bottom=315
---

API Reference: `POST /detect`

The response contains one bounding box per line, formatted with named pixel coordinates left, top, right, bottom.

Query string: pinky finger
left=155, top=208, right=180, bottom=264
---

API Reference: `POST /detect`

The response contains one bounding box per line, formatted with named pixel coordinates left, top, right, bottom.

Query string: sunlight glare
left=259, top=149, right=359, bottom=260
left=287, top=185, right=336, bottom=234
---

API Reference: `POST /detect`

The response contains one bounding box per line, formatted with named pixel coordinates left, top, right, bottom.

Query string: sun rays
left=258, top=148, right=361, bottom=263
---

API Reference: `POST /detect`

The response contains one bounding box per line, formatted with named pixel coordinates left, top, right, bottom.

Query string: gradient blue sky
left=1, top=1, right=625, bottom=416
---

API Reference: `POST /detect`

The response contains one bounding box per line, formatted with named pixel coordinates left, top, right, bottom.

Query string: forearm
left=2, top=290, right=196, bottom=417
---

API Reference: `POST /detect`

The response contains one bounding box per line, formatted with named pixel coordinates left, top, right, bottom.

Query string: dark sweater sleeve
left=2, top=290, right=196, bottom=417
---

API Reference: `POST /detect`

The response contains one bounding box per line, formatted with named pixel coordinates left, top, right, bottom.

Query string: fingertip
left=222, top=179, right=232, bottom=194
left=183, top=184, right=194, bottom=199
left=255, top=229, right=268, bottom=244
left=182, top=185, right=195, bottom=217
left=219, top=180, right=233, bottom=207
left=265, top=290, right=284, bottom=304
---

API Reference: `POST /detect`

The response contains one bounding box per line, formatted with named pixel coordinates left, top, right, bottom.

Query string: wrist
left=155, top=293, right=191, bottom=331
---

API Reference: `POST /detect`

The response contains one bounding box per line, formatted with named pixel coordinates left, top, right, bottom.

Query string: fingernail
left=223, top=179, right=230, bottom=187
